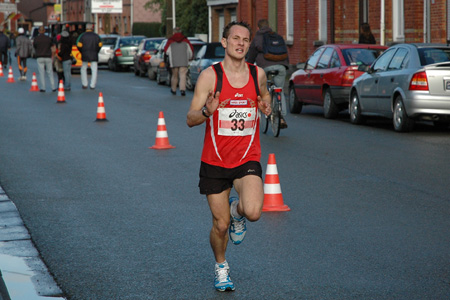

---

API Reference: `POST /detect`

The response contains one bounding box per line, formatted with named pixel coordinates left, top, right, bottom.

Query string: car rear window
left=120, top=37, right=144, bottom=47
left=418, top=48, right=450, bottom=65
left=101, top=37, right=117, bottom=45
left=144, top=40, right=163, bottom=51
left=204, top=45, right=225, bottom=59
left=342, top=48, right=384, bottom=66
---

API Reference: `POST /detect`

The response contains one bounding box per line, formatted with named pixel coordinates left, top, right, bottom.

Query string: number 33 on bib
left=218, top=106, right=257, bottom=136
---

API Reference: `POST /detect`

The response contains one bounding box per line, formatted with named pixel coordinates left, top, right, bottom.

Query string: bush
left=132, top=22, right=163, bottom=37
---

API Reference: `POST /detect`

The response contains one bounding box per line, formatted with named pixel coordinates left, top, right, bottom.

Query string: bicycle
left=260, top=70, right=283, bottom=137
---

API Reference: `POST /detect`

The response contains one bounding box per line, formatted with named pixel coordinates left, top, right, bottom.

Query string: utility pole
left=166, top=0, right=173, bottom=37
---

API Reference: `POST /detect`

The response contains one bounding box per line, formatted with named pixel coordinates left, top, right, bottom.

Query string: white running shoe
left=214, top=262, right=235, bottom=292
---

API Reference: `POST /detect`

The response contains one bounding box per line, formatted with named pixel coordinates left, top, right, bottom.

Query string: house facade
left=207, top=0, right=450, bottom=65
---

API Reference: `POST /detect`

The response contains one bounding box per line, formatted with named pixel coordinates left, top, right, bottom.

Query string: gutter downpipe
left=380, top=0, right=385, bottom=45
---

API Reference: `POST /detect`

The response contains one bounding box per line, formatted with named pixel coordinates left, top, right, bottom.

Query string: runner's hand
left=205, top=91, right=220, bottom=115
left=257, top=96, right=271, bottom=116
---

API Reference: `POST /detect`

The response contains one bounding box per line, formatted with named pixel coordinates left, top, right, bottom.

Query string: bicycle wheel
left=260, top=112, right=269, bottom=133
left=271, top=93, right=281, bottom=137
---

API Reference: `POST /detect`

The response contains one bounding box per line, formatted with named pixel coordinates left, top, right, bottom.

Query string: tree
left=144, top=0, right=208, bottom=37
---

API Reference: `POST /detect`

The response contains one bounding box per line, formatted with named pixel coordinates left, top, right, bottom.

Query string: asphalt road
left=0, top=59, right=450, bottom=300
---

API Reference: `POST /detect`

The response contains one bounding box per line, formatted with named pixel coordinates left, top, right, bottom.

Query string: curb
left=0, top=185, right=65, bottom=300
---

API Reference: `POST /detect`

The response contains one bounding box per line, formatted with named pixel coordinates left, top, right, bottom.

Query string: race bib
left=218, top=107, right=257, bottom=136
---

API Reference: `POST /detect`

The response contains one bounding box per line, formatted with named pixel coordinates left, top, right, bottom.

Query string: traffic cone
left=95, top=92, right=108, bottom=121
left=262, top=153, right=290, bottom=212
left=0, top=62, right=3, bottom=77
left=56, top=80, right=66, bottom=103
left=149, top=111, right=175, bottom=149
left=29, top=72, right=39, bottom=91
left=6, top=66, right=14, bottom=83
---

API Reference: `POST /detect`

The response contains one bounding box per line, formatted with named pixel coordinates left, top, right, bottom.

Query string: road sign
left=92, top=0, right=123, bottom=14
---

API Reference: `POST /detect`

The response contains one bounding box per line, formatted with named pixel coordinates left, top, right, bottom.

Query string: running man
left=186, top=21, right=271, bottom=292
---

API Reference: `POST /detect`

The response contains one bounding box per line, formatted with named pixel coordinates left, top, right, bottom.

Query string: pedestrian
left=247, top=19, right=289, bottom=128
left=58, top=30, right=73, bottom=91
left=164, top=27, right=193, bottom=96
left=77, top=23, right=102, bottom=89
left=359, top=22, right=376, bottom=44
left=54, top=34, right=65, bottom=85
left=0, top=26, right=10, bottom=68
left=14, top=27, right=33, bottom=80
left=186, top=21, right=271, bottom=292
left=33, top=26, right=56, bottom=92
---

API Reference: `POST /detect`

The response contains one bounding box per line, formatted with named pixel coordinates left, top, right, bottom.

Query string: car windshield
left=119, top=37, right=144, bottom=47
left=102, top=37, right=117, bottom=45
left=204, top=44, right=225, bottom=59
left=418, top=48, right=450, bottom=65
left=342, top=48, right=384, bottom=66
left=144, top=40, right=163, bottom=51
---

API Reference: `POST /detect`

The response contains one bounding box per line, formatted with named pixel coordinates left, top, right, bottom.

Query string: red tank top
left=201, top=62, right=261, bottom=168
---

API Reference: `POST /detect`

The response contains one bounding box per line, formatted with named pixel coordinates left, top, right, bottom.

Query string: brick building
left=207, top=0, right=450, bottom=65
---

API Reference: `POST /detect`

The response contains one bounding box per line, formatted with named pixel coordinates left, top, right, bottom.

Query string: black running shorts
left=199, top=161, right=262, bottom=195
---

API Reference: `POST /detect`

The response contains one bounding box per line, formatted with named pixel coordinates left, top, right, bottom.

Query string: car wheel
left=393, top=96, right=414, bottom=132
left=349, top=91, right=365, bottom=125
left=134, top=65, right=140, bottom=76
left=288, top=85, right=302, bottom=114
left=108, top=59, right=116, bottom=72
left=156, top=71, right=164, bottom=85
left=323, top=88, right=339, bottom=119
left=148, top=68, right=156, bottom=80
left=186, top=71, right=194, bottom=91
left=139, top=63, right=146, bottom=77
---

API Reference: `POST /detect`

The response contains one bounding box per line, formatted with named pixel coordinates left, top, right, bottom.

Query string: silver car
left=99, top=34, right=119, bottom=65
left=350, top=43, right=450, bottom=132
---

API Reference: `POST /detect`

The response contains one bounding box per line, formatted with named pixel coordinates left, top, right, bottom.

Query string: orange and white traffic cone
left=95, top=92, right=108, bottom=121
left=56, top=80, right=66, bottom=103
left=6, top=66, right=14, bottom=83
left=150, top=111, right=175, bottom=149
left=0, top=62, right=4, bottom=77
left=262, top=153, right=290, bottom=212
left=29, top=72, right=39, bottom=92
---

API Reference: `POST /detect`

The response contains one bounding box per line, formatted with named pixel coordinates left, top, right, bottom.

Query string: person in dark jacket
left=15, top=27, right=33, bottom=80
left=247, top=19, right=289, bottom=128
left=0, top=26, right=11, bottom=68
left=359, top=23, right=376, bottom=44
left=77, top=24, right=102, bottom=89
left=58, top=30, right=73, bottom=90
left=33, top=26, right=56, bottom=92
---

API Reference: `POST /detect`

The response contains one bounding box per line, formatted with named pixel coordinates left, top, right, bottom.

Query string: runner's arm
left=187, top=67, right=218, bottom=127
left=257, top=66, right=272, bottom=116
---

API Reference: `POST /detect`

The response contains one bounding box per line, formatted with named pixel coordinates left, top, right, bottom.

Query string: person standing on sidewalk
left=0, top=26, right=10, bottom=69
left=77, top=23, right=102, bottom=89
left=247, top=19, right=289, bottom=128
left=33, top=26, right=56, bottom=92
left=164, top=27, right=193, bottom=96
left=187, top=21, right=271, bottom=292
left=14, top=28, right=32, bottom=81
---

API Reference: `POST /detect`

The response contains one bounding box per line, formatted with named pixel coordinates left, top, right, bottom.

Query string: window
left=330, top=51, right=341, bottom=68
left=393, top=0, right=405, bottom=42
left=316, top=48, right=333, bottom=69
left=372, top=48, right=396, bottom=72
left=286, top=0, right=294, bottom=43
left=319, top=0, right=327, bottom=42
left=388, top=48, right=408, bottom=70
left=306, top=48, right=325, bottom=70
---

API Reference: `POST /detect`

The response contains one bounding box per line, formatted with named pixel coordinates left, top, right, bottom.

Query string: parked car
left=133, top=37, right=165, bottom=77
left=288, top=44, right=387, bottom=118
left=186, top=42, right=225, bottom=91
left=99, top=34, right=119, bottom=65
left=350, top=43, right=450, bottom=132
left=148, top=38, right=206, bottom=85
left=108, top=35, right=145, bottom=71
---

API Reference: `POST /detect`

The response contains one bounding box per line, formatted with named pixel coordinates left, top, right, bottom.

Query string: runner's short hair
left=222, top=21, right=252, bottom=40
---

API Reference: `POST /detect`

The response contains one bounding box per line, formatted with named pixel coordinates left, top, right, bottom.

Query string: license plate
left=446, top=80, right=450, bottom=90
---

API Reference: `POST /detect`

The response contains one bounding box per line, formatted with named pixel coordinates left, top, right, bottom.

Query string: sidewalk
left=0, top=185, right=65, bottom=300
